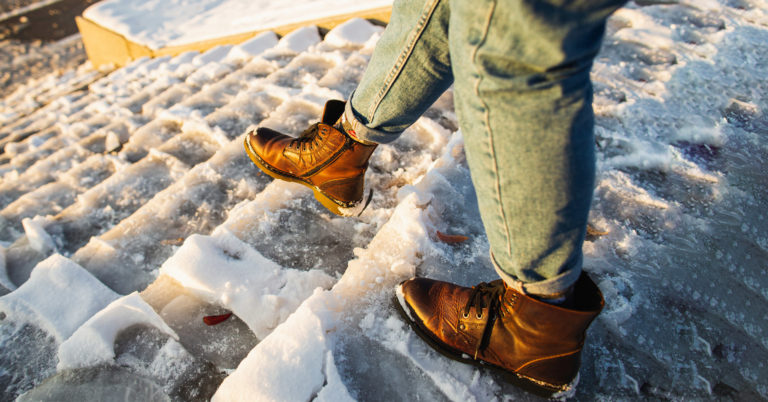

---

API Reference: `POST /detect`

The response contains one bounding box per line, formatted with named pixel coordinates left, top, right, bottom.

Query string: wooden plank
left=76, top=16, right=152, bottom=68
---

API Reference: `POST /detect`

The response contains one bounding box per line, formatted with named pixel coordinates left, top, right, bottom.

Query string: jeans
left=342, top=0, right=626, bottom=295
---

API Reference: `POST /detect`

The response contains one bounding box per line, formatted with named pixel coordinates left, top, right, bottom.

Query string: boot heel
left=313, top=188, right=373, bottom=217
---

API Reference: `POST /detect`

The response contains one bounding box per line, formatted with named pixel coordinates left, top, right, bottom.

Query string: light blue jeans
left=342, top=0, right=626, bottom=296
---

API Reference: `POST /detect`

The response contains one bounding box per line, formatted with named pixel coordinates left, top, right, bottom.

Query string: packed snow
left=83, top=0, right=392, bottom=49
left=1, top=1, right=768, bottom=400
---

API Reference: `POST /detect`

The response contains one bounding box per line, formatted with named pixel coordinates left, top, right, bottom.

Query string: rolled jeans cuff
left=491, top=252, right=582, bottom=297
left=342, top=97, right=401, bottom=145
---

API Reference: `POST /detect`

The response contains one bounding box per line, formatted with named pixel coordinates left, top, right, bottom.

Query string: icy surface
left=83, top=0, right=392, bottom=49
left=1, top=2, right=768, bottom=400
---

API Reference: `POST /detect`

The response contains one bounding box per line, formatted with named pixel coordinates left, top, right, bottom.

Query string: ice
left=141, top=275, right=258, bottom=370
left=0, top=255, right=119, bottom=342
left=314, top=351, right=356, bottom=402
left=57, top=292, right=177, bottom=370
left=17, top=366, right=171, bottom=402
left=0, top=322, right=58, bottom=400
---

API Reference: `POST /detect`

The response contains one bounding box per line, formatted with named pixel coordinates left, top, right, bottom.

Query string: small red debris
left=436, top=230, right=469, bottom=244
left=203, top=312, right=233, bottom=326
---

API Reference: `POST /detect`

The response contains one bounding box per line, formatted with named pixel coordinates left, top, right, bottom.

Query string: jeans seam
left=471, top=0, right=512, bottom=257
left=367, top=0, right=442, bottom=119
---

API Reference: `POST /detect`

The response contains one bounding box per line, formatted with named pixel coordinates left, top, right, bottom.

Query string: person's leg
left=245, top=0, right=455, bottom=215
left=341, top=0, right=453, bottom=144
left=448, top=0, right=626, bottom=297
left=396, top=0, right=626, bottom=393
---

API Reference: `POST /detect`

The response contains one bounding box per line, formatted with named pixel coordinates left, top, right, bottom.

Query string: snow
left=213, top=290, right=334, bottom=401
left=0, top=34, right=93, bottom=108
left=158, top=229, right=334, bottom=339
left=83, top=0, right=392, bottom=50
left=322, top=18, right=383, bottom=48
left=21, top=216, right=55, bottom=253
left=275, top=26, right=322, bottom=53
left=225, top=32, right=279, bottom=64
left=2, top=1, right=768, bottom=400
left=57, top=292, right=178, bottom=370
left=0, top=254, right=119, bottom=342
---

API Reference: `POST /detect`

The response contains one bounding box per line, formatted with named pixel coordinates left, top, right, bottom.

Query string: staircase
left=1, top=2, right=768, bottom=400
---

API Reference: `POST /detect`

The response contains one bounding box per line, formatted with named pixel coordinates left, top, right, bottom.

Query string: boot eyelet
left=462, top=312, right=469, bottom=319
left=476, top=313, right=483, bottom=319
left=458, top=323, right=466, bottom=330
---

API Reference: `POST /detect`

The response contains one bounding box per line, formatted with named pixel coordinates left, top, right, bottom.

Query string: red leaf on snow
left=203, top=312, right=233, bottom=326
left=436, top=231, right=469, bottom=244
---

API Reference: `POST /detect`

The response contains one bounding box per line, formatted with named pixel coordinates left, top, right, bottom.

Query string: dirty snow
left=1, top=2, right=768, bottom=401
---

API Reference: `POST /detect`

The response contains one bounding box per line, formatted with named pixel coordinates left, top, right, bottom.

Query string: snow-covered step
left=122, top=221, right=337, bottom=397
left=214, top=133, right=515, bottom=401
left=0, top=131, right=77, bottom=179
left=1, top=107, right=119, bottom=172
left=2, top=150, right=189, bottom=288
left=0, top=85, right=101, bottom=144
left=1, top=5, right=765, bottom=399
left=76, top=119, right=142, bottom=154
left=0, top=154, right=122, bottom=243
left=0, top=145, right=93, bottom=209
left=0, top=63, right=106, bottom=129
left=71, top=140, right=268, bottom=293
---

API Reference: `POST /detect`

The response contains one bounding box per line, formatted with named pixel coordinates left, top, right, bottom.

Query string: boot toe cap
left=249, top=127, right=284, bottom=150
left=397, top=277, right=442, bottom=325
left=246, top=128, right=293, bottom=163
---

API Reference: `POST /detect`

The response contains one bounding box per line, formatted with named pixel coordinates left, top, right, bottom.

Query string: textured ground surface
left=0, top=1, right=767, bottom=400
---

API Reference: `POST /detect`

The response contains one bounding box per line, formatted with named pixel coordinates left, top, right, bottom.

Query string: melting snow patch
left=314, top=350, right=356, bottom=402
left=57, top=292, right=177, bottom=370
left=213, top=290, right=338, bottom=401
left=22, top=217, right=56, bottom=254
left=0, top=255, right=119, bottom=342
left=159, top=228, right=334, bottom=339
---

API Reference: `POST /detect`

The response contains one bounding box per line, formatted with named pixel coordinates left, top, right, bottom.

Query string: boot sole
left=244, top=135, right=364, bottom=216
left=393, top=283, right=576, bottom=398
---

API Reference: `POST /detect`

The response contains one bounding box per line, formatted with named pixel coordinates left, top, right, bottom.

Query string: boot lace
left=463, top=279, right=507, bottom=359
left=289, top=123, right=325, bottom=152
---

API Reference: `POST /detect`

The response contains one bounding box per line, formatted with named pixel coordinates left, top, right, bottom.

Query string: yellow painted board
left=77, top=6, right=392, bottom=68
left=75, top=16, right=152, bottom=68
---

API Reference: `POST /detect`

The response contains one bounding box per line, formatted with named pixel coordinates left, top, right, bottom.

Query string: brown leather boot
left=244, top=100, right=377, bottom=216
left=395, top=272, right=604, bottom=395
